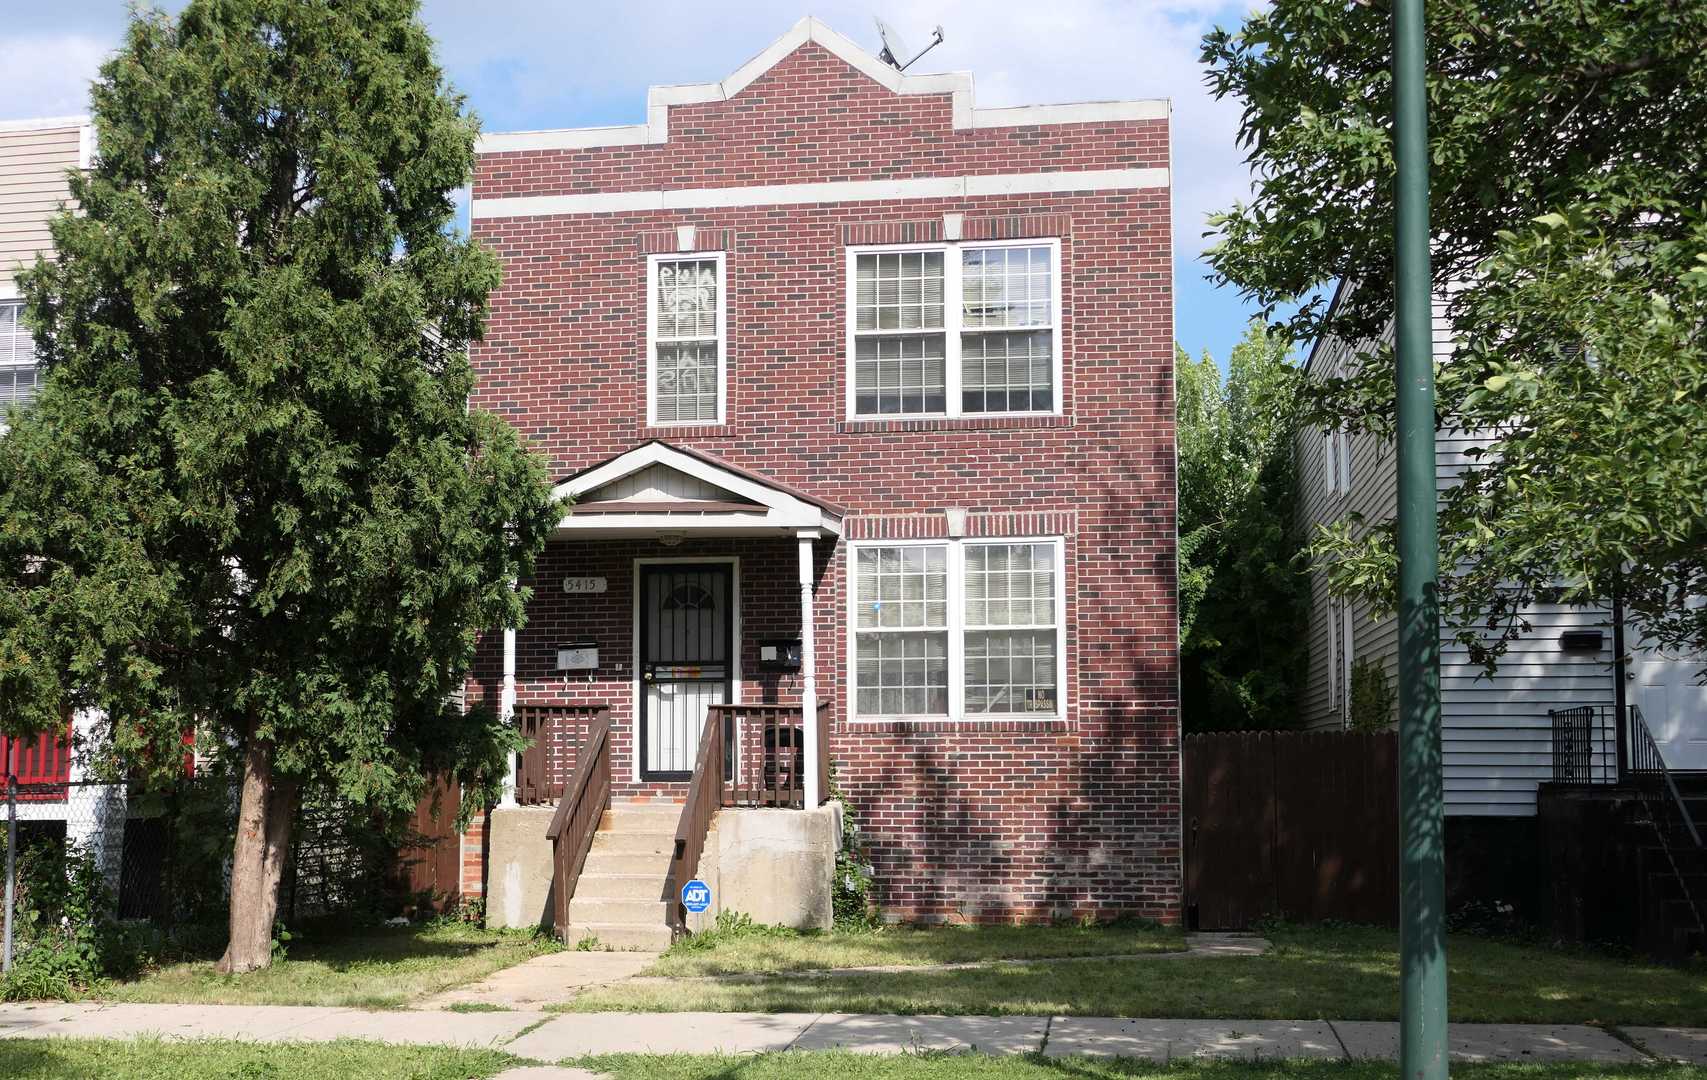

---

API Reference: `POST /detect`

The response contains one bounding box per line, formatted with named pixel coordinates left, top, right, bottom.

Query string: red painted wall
left=466, top=40, right=1179, bottom=923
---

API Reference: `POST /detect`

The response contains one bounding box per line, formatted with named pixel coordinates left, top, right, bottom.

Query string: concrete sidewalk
left=0, top=1001, right=1698, bottom=1064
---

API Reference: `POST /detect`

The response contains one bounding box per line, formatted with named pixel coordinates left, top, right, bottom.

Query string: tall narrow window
left=848, top=240, right=1061, bottom=420
left=0, top=301, right=40, bottom=410
left=648, top=254, right=724, bottom=425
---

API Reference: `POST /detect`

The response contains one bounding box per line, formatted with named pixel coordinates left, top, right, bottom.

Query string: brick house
left=460, top=18, right=1179, bottom=942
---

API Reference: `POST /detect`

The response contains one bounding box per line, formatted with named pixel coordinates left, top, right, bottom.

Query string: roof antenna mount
left=874, top=17, right=945, bottom=72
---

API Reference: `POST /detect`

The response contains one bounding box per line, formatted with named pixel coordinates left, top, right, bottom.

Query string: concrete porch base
left=686, top=801, right=842, bottom=933
left=485, top=805, right=557, bottom=930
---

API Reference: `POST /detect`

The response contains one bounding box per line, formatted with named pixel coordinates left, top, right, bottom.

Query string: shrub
left=0, top=838, right=154, bottom=1000
left=1348, top=657, right=1397, bottom=732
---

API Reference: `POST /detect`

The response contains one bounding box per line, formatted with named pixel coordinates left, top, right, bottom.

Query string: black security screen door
left=639, top=563, right=733, bottom=781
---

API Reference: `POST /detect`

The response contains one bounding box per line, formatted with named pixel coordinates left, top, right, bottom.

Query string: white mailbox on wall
left=556, top=641, right=598, bottom=672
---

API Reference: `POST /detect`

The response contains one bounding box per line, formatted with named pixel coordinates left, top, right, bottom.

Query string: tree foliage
left=1177, top=322, right=1309, bottom=731
left=1202, top=0, right=1707, bottom=667
left=0, top=0, right=558, bottom=968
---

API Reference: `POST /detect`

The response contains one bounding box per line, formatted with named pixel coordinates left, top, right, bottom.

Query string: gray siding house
left=1297, top=284, right=1705, bottom=821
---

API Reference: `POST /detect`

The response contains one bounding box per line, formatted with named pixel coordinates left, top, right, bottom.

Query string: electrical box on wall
left=757, top=638, right=802, bottom=672
left=557, top=641, right=598, bottom=672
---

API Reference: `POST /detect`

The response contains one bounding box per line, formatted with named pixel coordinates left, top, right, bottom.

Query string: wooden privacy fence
left=1184, top=730, right=1399, bottom=929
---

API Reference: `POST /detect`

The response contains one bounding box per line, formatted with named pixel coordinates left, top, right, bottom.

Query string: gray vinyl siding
left=0, top=122, right=82, bottom=292
left=1299, top=293, right=1616, bottom=816
left=1296, top=309, right=1399, bottom=732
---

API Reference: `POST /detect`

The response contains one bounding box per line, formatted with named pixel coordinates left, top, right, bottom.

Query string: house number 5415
left=562, top=577, right=608, bottom=594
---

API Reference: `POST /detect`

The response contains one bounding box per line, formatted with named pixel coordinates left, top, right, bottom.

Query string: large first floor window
left=850, top=537, right=1066, bottom=720
left=0, top=300, right=40, bottom=410
left=847, top=239, right=1061, bottom=420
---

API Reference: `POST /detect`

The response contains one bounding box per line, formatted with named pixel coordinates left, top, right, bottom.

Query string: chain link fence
left=2, top=774, right=387, bottom=978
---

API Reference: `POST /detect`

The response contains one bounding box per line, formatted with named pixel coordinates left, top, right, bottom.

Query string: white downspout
left=798, top=530, right=821, bottom=809
left=498, top=619, right=518, bottom=808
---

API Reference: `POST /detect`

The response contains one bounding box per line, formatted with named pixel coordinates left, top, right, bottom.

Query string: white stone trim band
left=473, top=167, right=1169, bottom=219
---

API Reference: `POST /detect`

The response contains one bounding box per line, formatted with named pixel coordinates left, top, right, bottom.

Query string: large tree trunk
left=216, top=727, right=299, bottom=974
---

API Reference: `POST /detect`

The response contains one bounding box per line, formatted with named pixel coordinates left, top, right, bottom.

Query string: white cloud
left=0, top=33, right=112, bottom=120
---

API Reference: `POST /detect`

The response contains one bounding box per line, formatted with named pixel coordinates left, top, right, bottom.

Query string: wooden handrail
left=816, top=698, right=833, bottom=806
left=665, top=705, right=725, bottom=933
left=546, top=707, right=612, bottom=940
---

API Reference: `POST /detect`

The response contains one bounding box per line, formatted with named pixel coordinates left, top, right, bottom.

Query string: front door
left=639, top=563, right=734, bottom=781
left=1629, top=617, right=1707, bottom=771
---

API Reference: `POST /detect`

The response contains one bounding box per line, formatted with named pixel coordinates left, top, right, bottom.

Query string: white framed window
left=848, top=536, right=1067, bottom=721
left=0, top=301, right=40, bottom=410
left=845, top=239, right=1062, bottom=419
left=646, top=252, right=726, bottom=426
left=1324, top=427, right=1352, bottom=495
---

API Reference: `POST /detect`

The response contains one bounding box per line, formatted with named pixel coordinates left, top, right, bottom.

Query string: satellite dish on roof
left=874, top=16, right=944, bottom=72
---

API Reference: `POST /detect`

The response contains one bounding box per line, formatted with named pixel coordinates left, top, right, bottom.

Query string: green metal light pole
left=1391, top=0, right=1448, bottom=1077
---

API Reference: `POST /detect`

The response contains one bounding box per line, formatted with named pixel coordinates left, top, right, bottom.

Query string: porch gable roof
left=553, top=441, right=843, bottom=537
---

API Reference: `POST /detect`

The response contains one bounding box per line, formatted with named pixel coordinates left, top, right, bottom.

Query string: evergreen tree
left=0, top=0, right=557, bottom=973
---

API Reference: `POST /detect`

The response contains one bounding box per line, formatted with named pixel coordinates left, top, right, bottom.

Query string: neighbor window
left=0, top=301, right=40, bottom=411
left=851, top=538, right=1065, bottom=720
left=647, top=253, right=725, bottom=426
left=848, top=240, right=1060, bottom=419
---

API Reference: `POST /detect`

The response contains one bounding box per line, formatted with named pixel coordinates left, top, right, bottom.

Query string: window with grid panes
left=852, top=539, right=1064, bottom=720
left=850, top=242, right=1058, bottom=418
left=650, top=256, right=722, bottom=424
left=854, top=545, right=949, bottom=716
left=963, top=543, right=1059, bottom=713
left=0, top=301, right=40, bottom=411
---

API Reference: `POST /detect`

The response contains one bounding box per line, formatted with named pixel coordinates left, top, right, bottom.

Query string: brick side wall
left=467, top=39, right=1179, bottom=923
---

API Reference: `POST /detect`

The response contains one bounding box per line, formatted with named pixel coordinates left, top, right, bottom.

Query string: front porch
left=478, top=441, right=846, bottom=943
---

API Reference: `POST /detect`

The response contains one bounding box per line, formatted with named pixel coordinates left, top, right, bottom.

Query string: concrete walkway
left=421, top=950, right=660, bottom=1010
left=1, top=1001, right=1697, bottom=1064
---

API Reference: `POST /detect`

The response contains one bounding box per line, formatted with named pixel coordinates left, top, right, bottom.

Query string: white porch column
left=798, top=529, right=821, bottom=808
left=498, top=620, right=518, bottom=808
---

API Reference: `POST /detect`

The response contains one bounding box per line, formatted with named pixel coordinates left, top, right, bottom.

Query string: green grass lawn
left=569, top=924, right=1707, bottom=1025
left=646, top=919, right=1185, bottom=976
left=579, top=1058, right=1705, bottom=1080
left=0, top=1038, right=517, bottom=1079
left=100, top=921, right=556, bottom=1008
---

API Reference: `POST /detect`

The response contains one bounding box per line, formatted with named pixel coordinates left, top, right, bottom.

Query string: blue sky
left=2, top=1, right=1271, bottom=367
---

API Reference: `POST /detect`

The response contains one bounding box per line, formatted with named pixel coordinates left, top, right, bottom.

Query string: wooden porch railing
left=666, top=700, right=834, bottom=933
left=545, top=707, right=612, bottom=940
left=515, top=703, right=607, bottom=806
left=665, top=703, right=726, bottom=934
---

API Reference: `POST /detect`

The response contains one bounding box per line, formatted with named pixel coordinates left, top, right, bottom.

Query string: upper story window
left=0, top=301, right=41, bottom=411
left=846, top=240, right=1061, bottom=420
left=1324, top=427, right=1352, bottom=496
left=646, top=253, right=725, bottom=426
left=850, top=537, right=1065, bottom=722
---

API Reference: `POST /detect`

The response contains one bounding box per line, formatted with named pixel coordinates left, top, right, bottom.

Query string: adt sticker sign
left=681, top=878, right=712, bottom=914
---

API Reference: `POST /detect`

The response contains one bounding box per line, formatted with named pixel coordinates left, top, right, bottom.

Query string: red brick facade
left=466, top=25, right=1180, bottom=923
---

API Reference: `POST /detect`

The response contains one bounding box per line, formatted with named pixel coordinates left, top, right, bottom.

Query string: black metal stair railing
left=1624, top=704, right=1704, bottom=938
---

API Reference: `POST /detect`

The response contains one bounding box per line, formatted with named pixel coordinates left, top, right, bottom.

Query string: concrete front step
left=601, top=804, right=683, bottom=829
left=574, top=873, right=669, bottom=902
left=581, top=850, right=673, bottom=876
left=564, top=921, right=674, bottom=952
left=568, top=896, right=670, bottom=926
left=589, top=829, right=676, bottom=855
